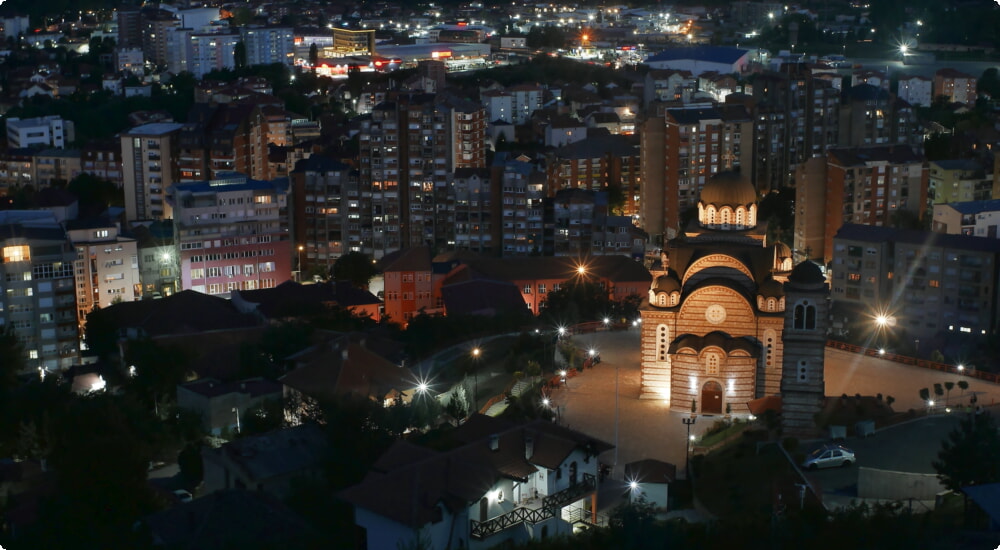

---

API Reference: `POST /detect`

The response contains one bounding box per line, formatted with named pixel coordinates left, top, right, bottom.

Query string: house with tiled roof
left=340, top=414, right=612, bottom=550
left=437, top=254, right=651, bottom=315
left=201, top=424, right=331, bottom=500
left=280, top=333, right=415, bottom=407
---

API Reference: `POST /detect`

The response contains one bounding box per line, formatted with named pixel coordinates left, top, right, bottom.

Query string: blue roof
left=946, top=199, right=1000, bottom=215
left=172, top=172, right=289, bottom=194
left=646, top=46, right=749, bottom=65
left=932, top=159, right=983, bottom=171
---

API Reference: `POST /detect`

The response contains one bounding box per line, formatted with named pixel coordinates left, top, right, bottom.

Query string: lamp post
left=297, top=245, right=304, bottom=282
left=232, top=407, right=241, bottom=434
left=682, top=417, right=696, bottom=479
left=471, top=347, right=481, bottom=413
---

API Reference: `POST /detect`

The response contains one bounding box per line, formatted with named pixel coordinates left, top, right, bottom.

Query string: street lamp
left=682, top=417, right=696, bottom=479
left=232, top=407, right=241, bottom=434
left=297, top=245, right=304, bottom=282
left=471, top=348, right=481, bottom=412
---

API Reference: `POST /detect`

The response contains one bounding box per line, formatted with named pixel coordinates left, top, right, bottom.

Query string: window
left=523, top=284, right=532, bottom=294
left=705, top=352, right=720, bottom=375
left=538, top=284, right=546, bottom=294
left=793, top=301, right=816, bottom=330
left=2, top=245, right=30, bottom=263
left=657, top=324, right=669, bottom=362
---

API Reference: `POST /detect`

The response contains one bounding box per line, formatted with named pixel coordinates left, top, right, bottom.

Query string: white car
left=173, top=489, right=193, bottom=503
left=802, top=445, right=856, bottom=470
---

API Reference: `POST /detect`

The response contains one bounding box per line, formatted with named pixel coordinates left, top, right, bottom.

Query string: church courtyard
left=551, top=330, right=1000, bottom=480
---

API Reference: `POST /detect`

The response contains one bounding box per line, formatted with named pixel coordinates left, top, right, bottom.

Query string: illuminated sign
left=431, top=51, right=452, bottom=58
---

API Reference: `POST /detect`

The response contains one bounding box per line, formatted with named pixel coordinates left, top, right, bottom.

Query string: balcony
left=470, top=473, right=596, bottom=540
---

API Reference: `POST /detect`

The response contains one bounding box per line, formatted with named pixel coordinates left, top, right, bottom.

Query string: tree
left=933, top=383, right=944, bottom=401
left=944, top=381, right=955, bottom=404
left=919, top=387, right=930, bottom=403
left=309, top=42, right=319, bottom=69
left=541, top=279, right=611, bottom=325
left=332, top=251, right=377, bottom=288
left=0, top=324, right=24, bottom=396
left=957, top=380, right=969, bottom=398
left=933, top=412, right=1000, bottom=514
left=234, top=41, right=247, bottom=69
left=177, top=441, right=204, bottom=485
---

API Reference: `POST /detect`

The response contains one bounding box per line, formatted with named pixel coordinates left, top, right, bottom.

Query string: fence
left=825, top=340, right=1000, bottom=384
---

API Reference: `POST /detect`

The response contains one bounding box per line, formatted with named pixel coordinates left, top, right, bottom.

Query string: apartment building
left=831, top=223, right=1000, bottom=339
left=743, top=68, right=841, bottom=192
left=932, top=199, right=1000, bottom=238
left=640, top=103, right=753, bottom=241
left=6, top=116, right=75, bottom=149
left=0, top=211, right=79, bottom=372
left=170, top=173, right=291, bottom=296
left=358, top=93, right=487, bottom=258
left=821, top=145, right=928, bottom=263
left=133, top=220, right=180, bottom=298
left=381, top=246, right=435, bottom=325
left=187, top=32, right=241, bottom=78
left=929, top=159, right=993, bottom=204
left=122, top=122, right=184, bottom=222
left=66, top=220, right=141, bottom=327
left=0, top=148, right=35, bottom=192
left=897, top=75, right=933, bottom=107
left=451, top=167, right=495, bottom=255
left=548, top=188, right=638, bottom=257
left=289, top=156, right=361, bottom=274
left=32, top=149, right=81, bottom=186
left=178, top=103, right=272, bottom=184
left=142, top=8, right=180, bottom=66
left=839, top=84, right=921, bottom=149
left=493, top=153, right=546, bottom=257
left=80, top=141, right=124, bottom=187
left=544, top=134, right=640, bottom=217
left=240, top=26, right=295, bottom=67
left=933, top=68, right=978, bottom=105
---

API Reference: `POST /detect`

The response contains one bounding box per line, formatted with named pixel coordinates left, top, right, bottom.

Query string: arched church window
left=706, top=206, right=716, bottom=224
left=704, top=352, right=720, bottom=375
left=670, top=292, right=679, bottom=306
left=657, top=293, right=667, bottom=307
left=793, top=300, right=816, bottom=330
left=736, top=207, right=745, bottom=227
left=657, top=324, right=669, bottom=362
left=798, top=359, right=809, bottom=381
left=721, top=208, right=731, bottom=225
left=767, top=297, right=776, bottom=312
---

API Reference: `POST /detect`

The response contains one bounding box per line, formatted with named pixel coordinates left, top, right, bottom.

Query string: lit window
left=2, top=245, right=30, bottom=263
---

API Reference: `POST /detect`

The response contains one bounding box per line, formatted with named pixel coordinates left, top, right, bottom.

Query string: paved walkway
left=551, top=331, right=1000, bottom=482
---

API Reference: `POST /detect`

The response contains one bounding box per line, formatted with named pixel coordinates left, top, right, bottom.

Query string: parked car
left=802, top=444, right=856, bottom=470
left=173, top=489, right=193, bottom=503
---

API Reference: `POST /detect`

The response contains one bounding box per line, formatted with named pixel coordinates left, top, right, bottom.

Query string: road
left=849, top=57, right=999, bottom=78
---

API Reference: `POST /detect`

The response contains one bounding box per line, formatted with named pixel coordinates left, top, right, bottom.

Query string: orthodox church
left=639, top=172, right=828, bottom=435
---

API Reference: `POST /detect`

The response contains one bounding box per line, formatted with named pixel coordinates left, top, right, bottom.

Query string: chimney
left=240, top=382, right=246, bottom=391
left=524, top=435, right=534, bottom=461
left=489, top=434, right=499, bottom=451
left=342, top=348, right=349, bottom=361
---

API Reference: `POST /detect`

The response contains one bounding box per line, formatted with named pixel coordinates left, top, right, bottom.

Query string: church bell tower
left=779, top=261, right=829, bottom=437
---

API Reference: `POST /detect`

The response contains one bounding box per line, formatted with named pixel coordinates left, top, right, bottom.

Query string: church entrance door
left=701, top=381, right=723, bottom=414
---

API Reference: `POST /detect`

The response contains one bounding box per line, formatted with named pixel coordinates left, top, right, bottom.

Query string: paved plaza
left=551, top=330, right=1000, bottom=480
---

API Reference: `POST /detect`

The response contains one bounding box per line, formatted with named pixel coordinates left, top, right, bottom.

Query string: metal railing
left=826, top=340, right=999, bottom=383
left=470, top=473, right=597, bottom=539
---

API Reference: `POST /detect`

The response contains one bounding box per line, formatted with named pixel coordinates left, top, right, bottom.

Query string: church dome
left=771, top=242, right=793, bottom=272
left=758, top=277, right=784, bottom=298
left=699, top=172, right=757, bottom=207
left=652, top=273, right=682, bottom=294
left=788, top=261, right=825, bottom=285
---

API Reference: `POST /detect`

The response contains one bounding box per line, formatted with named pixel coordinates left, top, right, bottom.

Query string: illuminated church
left=639, top=172, right=828, bottom=434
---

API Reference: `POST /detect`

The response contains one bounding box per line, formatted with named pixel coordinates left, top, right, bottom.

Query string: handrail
left=470, top=473, right=597, bottom=539
left=825, top=340, right=999, bottom=384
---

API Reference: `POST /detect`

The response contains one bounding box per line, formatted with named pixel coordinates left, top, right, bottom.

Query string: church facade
left=638, top=172, right=828, bottom=433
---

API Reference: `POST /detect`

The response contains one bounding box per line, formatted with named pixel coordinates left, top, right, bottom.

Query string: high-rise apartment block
left=0, top=211, right=79, bottom=372
left=821, top=145, right=928, bottom=263
left=744, top=68, right=841, bottom=192
left=122, top=122, right=184, bottom=222
left=358, top=93, right=487, bottom=258
left=170, top=173, right=291, bottom=296
left=66, top=220, right=141, bottom=327
left=289, top=156, right=361, bottom=274
left=179, top=103, right=272, bottom=184
left=640, top=104, right=753, bottom=241
left=933, top=68, right=978, bottom=105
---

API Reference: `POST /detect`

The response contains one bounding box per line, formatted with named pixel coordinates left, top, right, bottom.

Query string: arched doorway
left=701, top=381, right=723, bottom=414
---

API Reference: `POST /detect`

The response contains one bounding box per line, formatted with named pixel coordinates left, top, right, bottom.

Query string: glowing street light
left=417, top=382, right=429, bottom=394
left=957, top=364, right=965, bottom=372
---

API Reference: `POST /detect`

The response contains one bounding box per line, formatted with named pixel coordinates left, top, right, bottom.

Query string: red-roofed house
left=340, top=414, right=612, bottom=550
